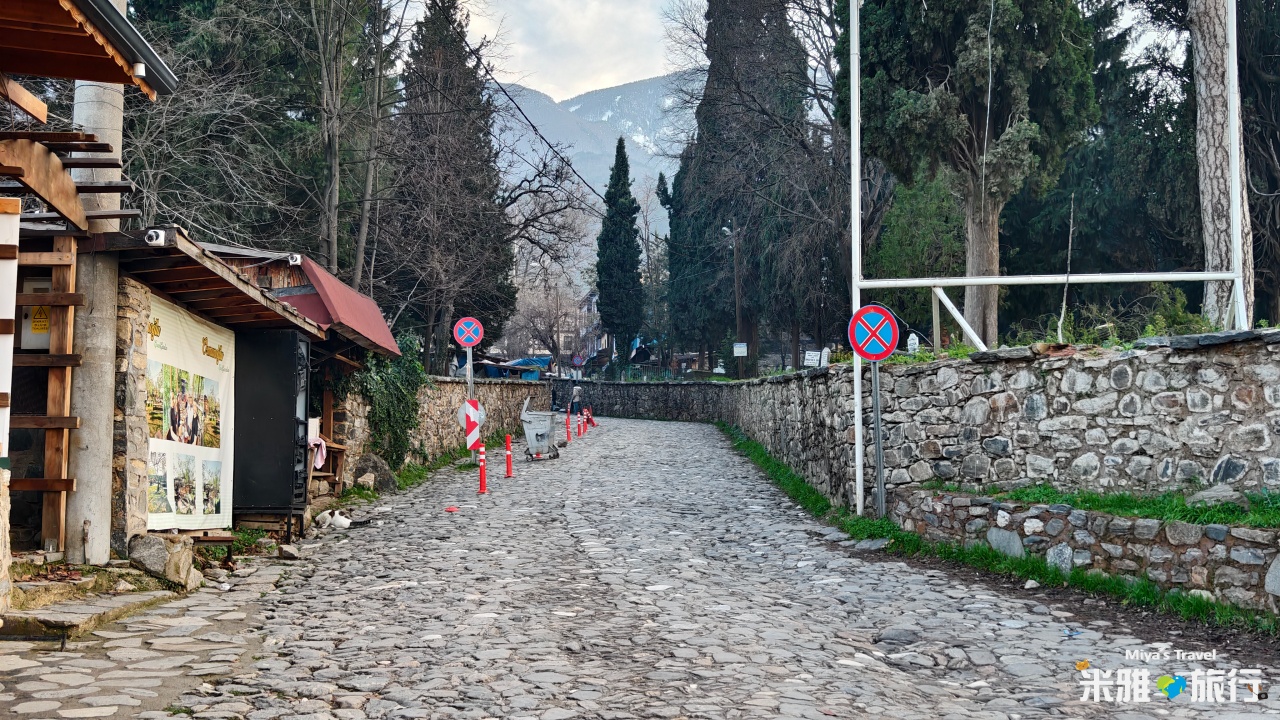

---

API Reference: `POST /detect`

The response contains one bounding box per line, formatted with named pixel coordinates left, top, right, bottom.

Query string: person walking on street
left=571, top=384, right=583, bottom=417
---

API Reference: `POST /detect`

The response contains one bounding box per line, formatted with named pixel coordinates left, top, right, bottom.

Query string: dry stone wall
left=112, top=277, right=150, bottom=557
left=339, top=378, right=551, bottom=484
left=893, top=488, right=1280, bottom=612
left=557, top=331, right=1280, bottom=506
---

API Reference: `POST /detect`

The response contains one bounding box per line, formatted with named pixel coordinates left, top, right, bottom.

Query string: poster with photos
left=145, top=296, right=235, bottom=530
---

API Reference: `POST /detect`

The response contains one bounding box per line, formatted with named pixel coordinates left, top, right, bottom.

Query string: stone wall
left=338, top=378, right=551, bottom=484
left=892, top=488, right=1280, bottom=612
left=0, top=469, right=10, bottom=617
left=556, top=331, right=1280, bottom=507
left=112, top=277, right=149, bottom=557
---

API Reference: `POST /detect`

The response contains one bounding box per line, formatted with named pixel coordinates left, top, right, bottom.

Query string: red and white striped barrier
left=478, top=445, right=487, bottom=494
left=504, top=435, right=513, bottom=478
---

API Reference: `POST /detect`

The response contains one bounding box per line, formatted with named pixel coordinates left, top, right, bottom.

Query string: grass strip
left=918, top=480, right=1280, bottom=529
left=715, top=421, right=1278, bottom=635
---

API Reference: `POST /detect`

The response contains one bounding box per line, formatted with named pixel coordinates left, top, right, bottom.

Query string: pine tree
left=595, top=138, right=644, bottom=364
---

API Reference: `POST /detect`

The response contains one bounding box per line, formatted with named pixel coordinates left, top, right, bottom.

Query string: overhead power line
left=454, top=28, right=609, bottom=205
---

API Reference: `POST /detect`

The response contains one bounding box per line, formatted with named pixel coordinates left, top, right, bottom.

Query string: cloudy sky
left=468, top=0, right=671, bottom=101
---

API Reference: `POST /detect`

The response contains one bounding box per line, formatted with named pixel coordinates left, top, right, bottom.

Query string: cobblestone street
left=4, top=419, right=1279, bottom=719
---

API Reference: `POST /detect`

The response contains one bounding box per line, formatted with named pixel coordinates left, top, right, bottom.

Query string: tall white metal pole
left=1225, top=0, right=1248, bottom=330
left=850, top=0, right=864, bottom=516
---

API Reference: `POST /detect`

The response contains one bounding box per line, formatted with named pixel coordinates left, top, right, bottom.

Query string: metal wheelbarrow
left=520, top=397, right=560, bottom=460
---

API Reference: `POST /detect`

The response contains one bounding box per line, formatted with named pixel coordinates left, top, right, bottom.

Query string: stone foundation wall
left=112, top=277, right=150, bottom=557
left=338, top=378, right=551, bottom=484
left=557, top=332, right=1280, bottom=508
left=0, top=468, right=10, bottom=616
left=891, top=488, right=1280, bottom=612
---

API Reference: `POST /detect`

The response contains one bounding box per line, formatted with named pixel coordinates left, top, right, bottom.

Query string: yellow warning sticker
left=31, top=305, right=49, bottom=334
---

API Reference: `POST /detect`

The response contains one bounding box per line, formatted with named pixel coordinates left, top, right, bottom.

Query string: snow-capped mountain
left=499, top=74, right=691, bottom=234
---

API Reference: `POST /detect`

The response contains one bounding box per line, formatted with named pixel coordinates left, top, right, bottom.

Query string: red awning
left=292, top=258, right=400, bottom=356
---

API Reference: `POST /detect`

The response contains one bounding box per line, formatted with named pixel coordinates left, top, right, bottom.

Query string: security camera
left=144, top=229, right=166, bottom=247
left=286, top=253, right=303, bottom=266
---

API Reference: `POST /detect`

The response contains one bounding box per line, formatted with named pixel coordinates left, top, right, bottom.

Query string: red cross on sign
left=453, top=317, right=484, bottom=348
left=849, top=304, right=899, bottom=362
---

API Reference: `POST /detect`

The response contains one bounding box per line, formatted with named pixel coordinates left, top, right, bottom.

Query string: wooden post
left=42, top=235, right=75, bottom=552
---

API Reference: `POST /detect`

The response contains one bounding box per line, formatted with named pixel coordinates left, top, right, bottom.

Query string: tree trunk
left=352, top=2, right=385, bottom=290
left=962, top=190, right=1002, bottom=347
left=1188, top=0, right=1254, bottom=327
left=790, top=321, right=800, bottom=370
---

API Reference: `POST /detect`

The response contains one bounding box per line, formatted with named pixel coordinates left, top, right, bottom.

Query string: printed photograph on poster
left=174, top=454, right=196, bottom=515
left=147, top=361, right=222, bottom=447
left=147, top=451, right=172, bottom=514
left=202, top=460, right=222, bottom=515
left=145, top=295, right=235, bottom=531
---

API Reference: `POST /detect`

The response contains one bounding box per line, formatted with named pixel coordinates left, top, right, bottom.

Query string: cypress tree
left=595, top=138, right=644, bottom=364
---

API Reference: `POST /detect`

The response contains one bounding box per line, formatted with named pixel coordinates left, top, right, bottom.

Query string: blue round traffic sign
left=849, top=305, right=899, bottom=362
left=453, top=317, right=484, bottom=348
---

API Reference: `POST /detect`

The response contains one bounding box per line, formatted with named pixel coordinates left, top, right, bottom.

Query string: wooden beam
left=14, top=354, right=82, bottom=367
left=0, top=139, right=86, bottom=230
left=0, top=73, right=47, bottom=123
left=56, top=157, right=119, bottom=169
left=0, top=179, right=133, bottom=194
left=130, top=266, right=216, bottom=282
left=0, top=245, right=16, bottom=260
left=155, top=279, right=237, bottom=294
left=19, top=251, right=76, bottom=266
left=0, top=6, right=82, bottom=28
left=22, top=208, right=140, bottom=222
left=0, top=391, right=9, bottom=407
left=39, top=142, right=113, bottom=154
left=14, top=415, right=80, bottom=429
left=0, top=132, right=92, bottom=142
left=17, top=292, right=85, bottom=306
left=9, top=478, right=76, bottom=493
left=43, top=235, right=76, bottom=552
left=0, top=319, right=14, bottom=335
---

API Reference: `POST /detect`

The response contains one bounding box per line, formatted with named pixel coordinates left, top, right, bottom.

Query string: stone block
left=1164, top=521, right=1203, bottom=546
left=986, top=528, right=1024, bottom=558
left=1265, top=557, right=1280, bottom=597
left=1023, top=518, right=1044, bottom=535
left=1204, top=524, right=1229, bottom=541
left=1229, top=527, right=1276, bottom=544
left=128, top=534, right=194, bottom=586
left=1230, top=547, right=1267, bottom=565
left=1044, top=518, right=1065, bottom=537
left=1046, top=544, right=1073, bottom=575
left=1214, top=566, right=1257, bottom=587
left=1133, top=519, right=1162, bottom=540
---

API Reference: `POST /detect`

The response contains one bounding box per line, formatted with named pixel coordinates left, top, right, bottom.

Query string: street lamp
left=722, top=223, right=743, bottom=379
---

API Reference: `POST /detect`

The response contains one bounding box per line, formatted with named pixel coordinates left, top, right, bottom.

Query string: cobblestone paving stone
left=0, top=562, right=283, bottom=717
left=5, top=419, right=1279, bottom=719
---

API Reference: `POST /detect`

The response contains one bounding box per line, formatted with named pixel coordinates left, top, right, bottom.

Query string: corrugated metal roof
left=299, top=257, right=401, bottom=357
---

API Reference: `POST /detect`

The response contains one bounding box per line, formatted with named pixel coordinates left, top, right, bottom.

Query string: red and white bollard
left=577, top=411, right=584, bottom=437
left=587, top=407, right=598, bottom=427
left=565, top=411, right=572, bottom=443
left=478, top=445, right=487, bottom=494
left=504, top=434, right=513, bottom=478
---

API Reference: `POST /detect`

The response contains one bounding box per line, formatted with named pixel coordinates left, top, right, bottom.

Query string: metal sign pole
left=872, top=360, right=885, bottom=518
left=467, top=345, right=475, bottom=462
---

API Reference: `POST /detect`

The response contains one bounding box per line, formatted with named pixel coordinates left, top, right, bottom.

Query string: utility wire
left=454, top=28, right=609, bottom=204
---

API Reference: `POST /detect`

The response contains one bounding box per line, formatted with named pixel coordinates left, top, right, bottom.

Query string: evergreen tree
left=664, top=0, right=812, bottom=372
left=861, top=0, right=1097, bottom=344
left=595, top=138, right=644, bottom=364
left=388, top=0, right=516, bottom=370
